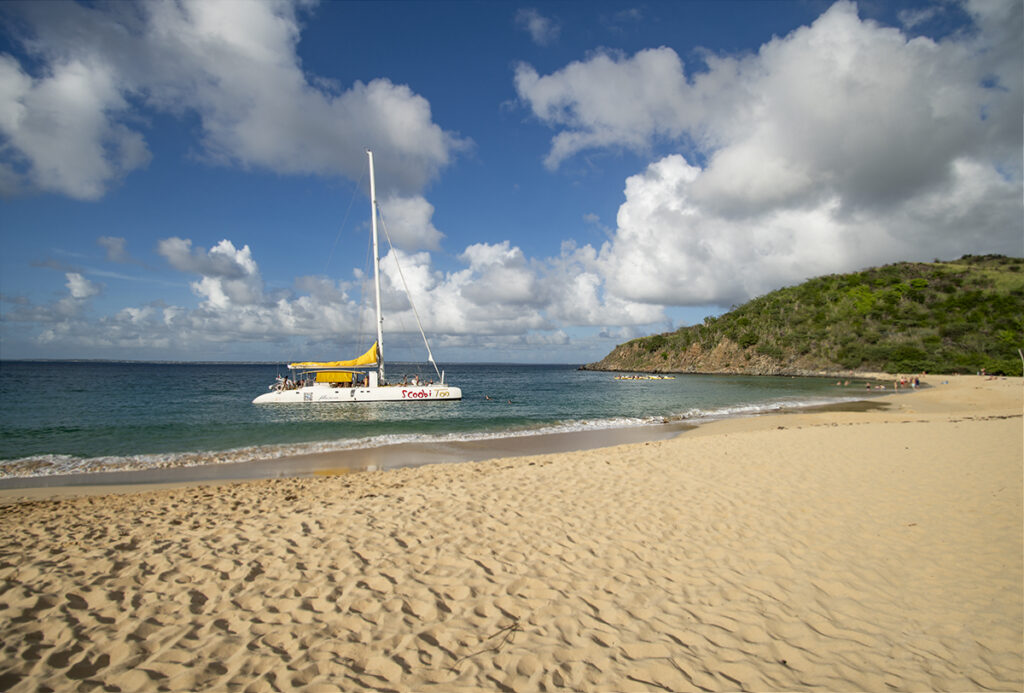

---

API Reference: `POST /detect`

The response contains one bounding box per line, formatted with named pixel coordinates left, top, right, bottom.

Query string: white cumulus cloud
left=378, top=195, right=444, bottom=252
left=157, top=238, right=264, bottom=309
left=515, top=47, right=690, bottom=170
left=0, top=0, right=467, bottom=200
left=0, top=52, right=151, bottom=200
left=65, top=272, right=100, bottom=299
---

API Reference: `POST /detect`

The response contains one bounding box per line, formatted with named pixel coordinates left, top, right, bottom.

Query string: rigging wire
left=323, top=166, right=374, bottom=356
left=376, top=208, right=443, bottom=381
left=322, top=169, right=366, bottom=275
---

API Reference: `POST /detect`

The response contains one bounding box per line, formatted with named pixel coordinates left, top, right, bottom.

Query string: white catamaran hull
left=253, top=384, right=462, bottom=404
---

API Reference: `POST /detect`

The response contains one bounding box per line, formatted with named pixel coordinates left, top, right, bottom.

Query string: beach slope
left=0, top=376, right=1020, bottom=691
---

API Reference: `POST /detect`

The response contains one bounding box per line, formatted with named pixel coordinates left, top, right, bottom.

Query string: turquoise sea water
left=0, top=361, right=880, bottom=478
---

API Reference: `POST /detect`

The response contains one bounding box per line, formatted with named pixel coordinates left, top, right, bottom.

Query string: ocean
left=0, top=361, right=881, bottom=480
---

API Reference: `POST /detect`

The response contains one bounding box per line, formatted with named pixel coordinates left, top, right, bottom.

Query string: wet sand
left=0, top=375, right=1020, bottom=691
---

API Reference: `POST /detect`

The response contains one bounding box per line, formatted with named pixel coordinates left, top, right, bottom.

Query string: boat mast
left=368, top=150, right=385, bottom=384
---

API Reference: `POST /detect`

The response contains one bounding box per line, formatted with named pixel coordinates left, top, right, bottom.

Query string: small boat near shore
left=254, top=151, right=461, bottom=404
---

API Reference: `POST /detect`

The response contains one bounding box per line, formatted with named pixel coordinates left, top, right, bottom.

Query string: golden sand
left=0, top=376, right=1020, bottom=691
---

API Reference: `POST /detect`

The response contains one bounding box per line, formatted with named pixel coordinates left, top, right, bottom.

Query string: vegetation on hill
left=585, top=255, right=1024, bottom=376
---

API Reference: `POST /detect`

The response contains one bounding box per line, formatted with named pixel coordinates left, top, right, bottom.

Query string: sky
left=1, top=0, right=1021, bottom=365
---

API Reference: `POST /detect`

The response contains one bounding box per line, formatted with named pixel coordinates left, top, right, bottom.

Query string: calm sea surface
left=0, top=361, right=880, bottom=478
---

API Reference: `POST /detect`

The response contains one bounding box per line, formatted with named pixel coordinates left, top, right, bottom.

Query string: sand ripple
left=0, top=378, right=1021, bottom=691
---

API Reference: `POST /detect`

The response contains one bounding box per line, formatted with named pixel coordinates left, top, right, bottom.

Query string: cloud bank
left=2, top=231, right=663, bottom=358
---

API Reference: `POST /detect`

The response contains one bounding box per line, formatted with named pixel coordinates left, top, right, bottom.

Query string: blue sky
left=1, top=0, right=1021, bottom=364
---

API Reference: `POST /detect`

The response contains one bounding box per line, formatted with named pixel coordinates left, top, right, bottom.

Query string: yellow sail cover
left=289, top=342, right=378, bottom=370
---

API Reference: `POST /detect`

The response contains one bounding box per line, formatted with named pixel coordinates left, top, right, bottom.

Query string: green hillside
left=585, top=255, right=1024, bottom=376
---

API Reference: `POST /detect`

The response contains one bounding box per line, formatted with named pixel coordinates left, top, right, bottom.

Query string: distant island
left=583, top=255, right=1024, bottom=377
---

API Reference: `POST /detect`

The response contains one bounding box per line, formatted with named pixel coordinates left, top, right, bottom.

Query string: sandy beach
left=0, top=376, right=1020, bottom=692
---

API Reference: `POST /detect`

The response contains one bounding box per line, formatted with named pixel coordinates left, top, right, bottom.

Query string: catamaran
left=253, top=151, right=462, bottom=404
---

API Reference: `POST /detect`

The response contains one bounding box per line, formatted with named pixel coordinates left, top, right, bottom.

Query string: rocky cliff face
left=582, top=338, right=840, bottom=376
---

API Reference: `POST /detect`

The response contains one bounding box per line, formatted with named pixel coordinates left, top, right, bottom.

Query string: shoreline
left=0, top=368, right=904, bottom=497
left=0, top=390, right=899, bottom=502
left=0, top=422, right=693, bottom=501
left=0, top=375, right=1018, bottom=690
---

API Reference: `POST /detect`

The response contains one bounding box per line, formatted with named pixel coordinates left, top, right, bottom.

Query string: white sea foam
left=670, top=395, right=861, bottom=423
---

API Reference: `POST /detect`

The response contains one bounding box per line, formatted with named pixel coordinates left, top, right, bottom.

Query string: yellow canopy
left=289, top=342, right=378, bottom=370
left=315, top=371, right=353, bottom=383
